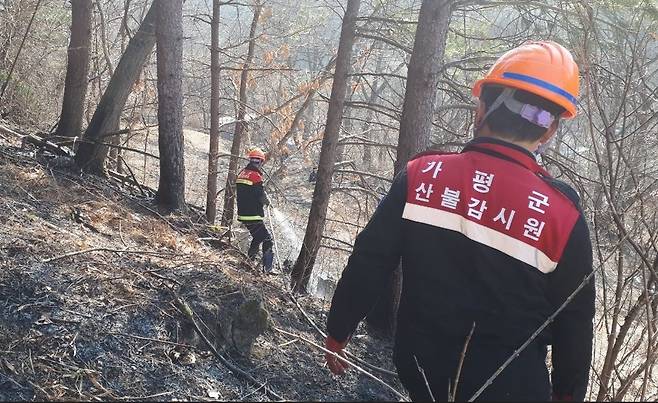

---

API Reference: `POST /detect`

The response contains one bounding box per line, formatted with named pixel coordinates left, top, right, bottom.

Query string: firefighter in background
left=324, top=41, right=595, bottom=401
left=236, top=148, right=275, bottom=274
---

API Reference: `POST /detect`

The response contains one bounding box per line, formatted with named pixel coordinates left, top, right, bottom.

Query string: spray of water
left=269, top=207, right=302, bottom=259
left=268, top=206, right=339, bottom=300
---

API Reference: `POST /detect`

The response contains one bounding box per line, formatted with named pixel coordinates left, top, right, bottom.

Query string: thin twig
left=451, top=322, right=475, bottom=402
left=414, top=356, right=435, bottom=402
left=468, top=271, right=595, bottom=401
left=0, top=0, right=43, bottom=100
left=117, top=155, right=147, bottom=196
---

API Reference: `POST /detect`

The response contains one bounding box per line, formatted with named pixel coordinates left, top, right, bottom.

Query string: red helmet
left=248, top=147, right=266, bottom=161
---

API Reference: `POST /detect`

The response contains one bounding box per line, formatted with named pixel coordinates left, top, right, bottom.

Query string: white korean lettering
left=441, top=187, right=460, bottom=210
left=421, top=160, right=443, bottom=179
left=415, top=183, right=434, bottom=203
left=528, top=191, right=550, bottom=214
left=493, top=208, right=516, bottom=230
left=523, top=218, right=546, bottom=241
left=473, top=170, right=495, bottom=193
left=467, top=198, right=488, bottom=220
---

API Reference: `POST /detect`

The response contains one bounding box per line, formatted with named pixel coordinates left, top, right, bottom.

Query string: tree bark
left=75, top=2, right=157, bottom=175
left=366, top=0, right=452, bottom=335
left=220, top=2, right=262, bottom=227
left=54, top=0, right=91, bottom=138
left=290, top=0, right=361, bottom=293
left=206, top=0, right=221, bottom=223
left=154, top=0, right=186, bottom=212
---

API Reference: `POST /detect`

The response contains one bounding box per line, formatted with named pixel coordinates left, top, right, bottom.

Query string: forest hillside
left=1, top=0, right=658, bottom=401
left=0, top=126, right=403, bottom=401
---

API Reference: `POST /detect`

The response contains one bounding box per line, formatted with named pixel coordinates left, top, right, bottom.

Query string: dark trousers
left=243, top=221, right=273, bottom=259
left=394, top=336, right=551, bottom=402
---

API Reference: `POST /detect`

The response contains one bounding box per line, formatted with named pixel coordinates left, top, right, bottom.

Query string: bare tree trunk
left=220, top=2, right=262, bottom=228
left=75, top=2, right=157, bottom=175
left=54, top=0, right=91, bottom=138
left=206, top=0, right=221, bottom=223
left=366, top=0, right=452, bottom=335
left=154, top=0, right=186, bottom=212
left=113, top=0, right=132, bottom=174
left=52, top=1, right=91, bottom=134
left=95, top=0, right=121, bottom=170
left=290, top=0, right=361, bottom=293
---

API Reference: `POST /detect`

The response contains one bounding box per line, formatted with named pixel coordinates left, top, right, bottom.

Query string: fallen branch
left=108, top=332, right=194, bottom=348
left=273, top=327, right=408, bottom=401
left=116, top=391, right=175, bottom=400
left=42, top=247, right=176, bottom=263
left=0, top=124, right=26, bottom=139
left=21, top=132, right=74, bottom=157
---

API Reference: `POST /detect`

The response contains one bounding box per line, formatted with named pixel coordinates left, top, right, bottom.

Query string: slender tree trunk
left=154, top=0, right=186, bottom=212
left=206, top=0, right=221, bottom=223
left=113, top=0, right=132, bottom=174
left=220, top=2, right=262, bottom=227
left=54, top=0, right=92, bottom=138
left=75, top=2, right=157, bottom=175
left=290, top=0, right=361, bottom=293
left=366, top=0, right=452, bottom=335
left=268, top=58, right=336, bottom=162
left=95, top=0, right=121, bottom=170
left=361, top=53, right=386, bottom=169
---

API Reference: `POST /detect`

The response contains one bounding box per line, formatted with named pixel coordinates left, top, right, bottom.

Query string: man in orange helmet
left=324, top=41, right=594, bottom=401
left=236, top=147, right=275, bottom=273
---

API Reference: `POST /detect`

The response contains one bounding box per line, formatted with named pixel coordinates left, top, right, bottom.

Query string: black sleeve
left=548, top=213, right=595, bottom=401
left=254, top=182, right=265, bottom=205
left=326, top=170, right=407, bottom=342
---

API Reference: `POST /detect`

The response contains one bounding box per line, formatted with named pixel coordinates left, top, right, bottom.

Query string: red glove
left=325, top=335, right=349, bottom=375
left=552, top=393, right=574, bottom=401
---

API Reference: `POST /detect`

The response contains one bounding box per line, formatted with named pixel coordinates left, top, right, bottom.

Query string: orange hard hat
left=248, top=147, right=266, bottom=160
left=472, top=41, right=579, bottom=118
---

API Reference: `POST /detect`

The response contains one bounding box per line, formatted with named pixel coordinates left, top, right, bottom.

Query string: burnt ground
left=0, top=131, right=405, bottom=401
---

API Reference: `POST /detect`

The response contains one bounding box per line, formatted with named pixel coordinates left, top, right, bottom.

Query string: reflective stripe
left=402, top=203, right=558, bottom=274
left=238, top=215, right=264, bottom=221
left=236, top=179, right=254, bottom=185
left=502, top=72, right=577, bottom=106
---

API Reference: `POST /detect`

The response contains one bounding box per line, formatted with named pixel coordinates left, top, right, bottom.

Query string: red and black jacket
left=327, top=137, right=594, bottom=400
left=236, top=164, right=266, bottom=222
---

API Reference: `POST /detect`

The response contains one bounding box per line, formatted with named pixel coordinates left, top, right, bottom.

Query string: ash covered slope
left=0, top=132, right=403, bottom=401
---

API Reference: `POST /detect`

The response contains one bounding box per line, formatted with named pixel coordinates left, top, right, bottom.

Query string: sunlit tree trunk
left=366, top=0, right=453, bottom=335
left=206, top=0, right=221, bottom=223
left=154, top=0, right=186, bottom=212
left=290, top=0, right=361, bottom=293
